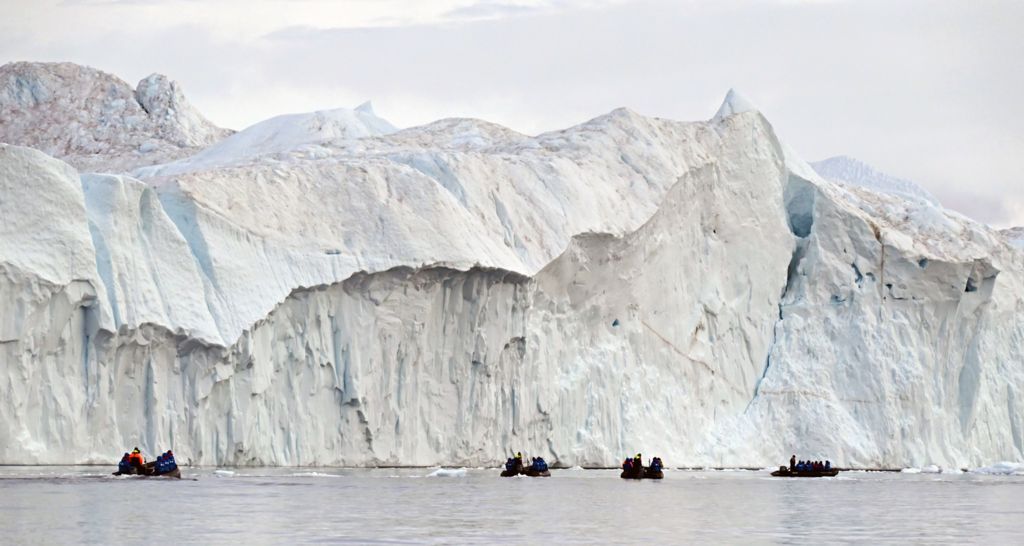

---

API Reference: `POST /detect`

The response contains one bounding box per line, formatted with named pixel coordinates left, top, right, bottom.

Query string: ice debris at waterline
left=970, top=463, right=1024, bottom=475
left=0, top=62, right=1023, bottom=469
left=427, top=468, right=468, bottom=478
left=900, top=465, right=960, bottom=474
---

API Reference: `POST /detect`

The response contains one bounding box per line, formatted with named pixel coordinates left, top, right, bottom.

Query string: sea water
left=1, top=467, right=1021, bottom=544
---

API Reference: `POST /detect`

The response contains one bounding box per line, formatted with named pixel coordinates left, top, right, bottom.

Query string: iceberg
left=0, top=62, right=1021, bottom=469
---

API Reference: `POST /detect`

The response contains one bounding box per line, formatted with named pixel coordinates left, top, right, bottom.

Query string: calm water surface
left=1, top=466, right=1021, bottom=544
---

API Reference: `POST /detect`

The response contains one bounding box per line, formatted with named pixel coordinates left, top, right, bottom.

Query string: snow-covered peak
left=811, top=155, right=940, bottom=206
left=0, top=62, right=230, bottom=172
left=355, top=100, right=375, bottom=114
left=137, top=105, right=398, bottom=176
left=713, top=88, right=758, bottom=121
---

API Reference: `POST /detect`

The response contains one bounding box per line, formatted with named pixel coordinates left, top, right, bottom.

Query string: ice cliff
left=0, top=62, right=1021, bottom=468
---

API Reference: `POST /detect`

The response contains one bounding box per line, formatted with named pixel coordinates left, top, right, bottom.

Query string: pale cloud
left=1, top=0, right=1022, bottom=227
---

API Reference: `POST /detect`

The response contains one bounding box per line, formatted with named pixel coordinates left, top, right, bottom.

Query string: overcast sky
left=3, top=0, right=1022, bottom=227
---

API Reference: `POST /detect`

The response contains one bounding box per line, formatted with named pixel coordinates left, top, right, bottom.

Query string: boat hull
left=643, top=469, right=664, bottom=479
left=113, top=461, right=181, bottom=479
left=770, top=469, right=838, bottom=478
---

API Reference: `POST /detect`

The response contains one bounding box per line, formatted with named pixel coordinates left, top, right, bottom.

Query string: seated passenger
left=128, top=447, right=144, bottom=467
left=118, top=453, right=131, bottom=472
left=825, top=460, right=831, bottom=470
left=505, top=458, right=515, bottom=472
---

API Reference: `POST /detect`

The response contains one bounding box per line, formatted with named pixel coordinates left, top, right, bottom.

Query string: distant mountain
left=1003, top=227, right=1024, bottom=249
left=811, top=155, right=940, bottom=206
left=0, top=62, right=231, bottom=172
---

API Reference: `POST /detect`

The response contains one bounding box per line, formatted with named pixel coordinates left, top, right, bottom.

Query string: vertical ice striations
left=0, top=67, right=1021, bottom=467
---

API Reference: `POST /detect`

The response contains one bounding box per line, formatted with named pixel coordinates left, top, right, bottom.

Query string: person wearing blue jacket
left=117, top=453, right=131, bottom=473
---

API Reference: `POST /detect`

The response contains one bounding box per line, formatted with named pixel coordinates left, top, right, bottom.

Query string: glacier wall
left=1, top=99, right=1022, bottom=467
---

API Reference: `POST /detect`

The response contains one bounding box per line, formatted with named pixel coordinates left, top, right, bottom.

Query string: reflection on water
left=0, top=467, right=1021, bottom=544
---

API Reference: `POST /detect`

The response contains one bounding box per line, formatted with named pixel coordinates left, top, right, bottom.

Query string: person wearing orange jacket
left=128, top=447, right=144, bottom=467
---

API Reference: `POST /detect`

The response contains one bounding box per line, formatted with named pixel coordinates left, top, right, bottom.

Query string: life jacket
left=129, top=452, right=144, bottom=466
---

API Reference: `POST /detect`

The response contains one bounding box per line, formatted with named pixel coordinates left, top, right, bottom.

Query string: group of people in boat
left=116, top=447, right=178, bottom=476
left=502, top=452, right=550, bottom=475
left=621, top=453, right=662, bottom=472
left=154, top=450, right=178, bottom=473
left=788, top=455, right=831, bottom=472
left=620, top=453, right=664, bottom=479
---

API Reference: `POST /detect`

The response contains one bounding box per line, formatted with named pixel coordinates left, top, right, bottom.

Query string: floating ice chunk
left=426, top=468, right=467, bottom=478
left=970, top=462, right=1024, bottom=475
left=921, top=465, right=942, bottom=474
left=291, top=472, right=340, bottom=478
left=901, top=468, right=921, bottom=473
left=213, top=469, right=236, bottom=477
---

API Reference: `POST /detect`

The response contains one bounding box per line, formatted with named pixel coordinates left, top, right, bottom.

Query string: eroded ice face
left=1, top=62, right=1022, bottom=469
